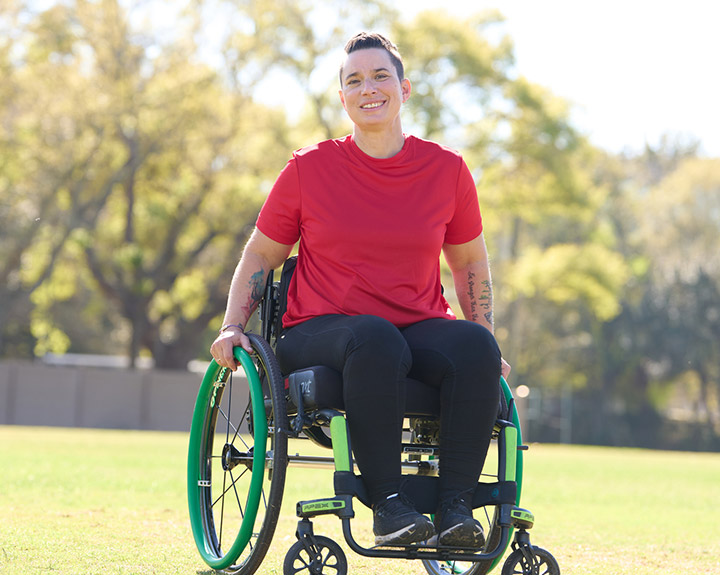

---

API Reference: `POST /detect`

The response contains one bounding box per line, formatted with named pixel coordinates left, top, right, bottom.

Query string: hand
left=210, top=326, right=253, bottom=371
left=501, top=357, right=512, bottom=380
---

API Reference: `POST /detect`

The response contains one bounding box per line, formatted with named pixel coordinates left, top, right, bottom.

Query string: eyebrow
left=343, top=67, right=392, bottom=83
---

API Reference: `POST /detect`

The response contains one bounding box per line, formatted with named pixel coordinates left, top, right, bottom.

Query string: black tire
left=188, top=334, right=289, bottom=574
left=283, top=535, right=348, bottom=575
left=501, top=546, right=560, bottom=575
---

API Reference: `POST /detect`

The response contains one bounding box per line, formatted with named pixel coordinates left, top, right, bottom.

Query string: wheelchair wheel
left=188, top=334, right=289, bottom=573
left=283, top=535, right=348, bottom=575
left=422, top=377, right=523, bottom=575
left=501, top=546, right=559, bottom=575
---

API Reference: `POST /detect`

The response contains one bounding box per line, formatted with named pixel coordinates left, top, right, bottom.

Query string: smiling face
left=339, top=48, right=411, bottom=133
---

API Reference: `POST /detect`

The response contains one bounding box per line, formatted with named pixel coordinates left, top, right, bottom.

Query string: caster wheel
left=283, top=535, right=348, bottom=575
left=501, top=545, right=560, bottom=575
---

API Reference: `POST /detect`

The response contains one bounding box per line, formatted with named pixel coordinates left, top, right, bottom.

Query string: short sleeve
left=256, top=157, right=302, bottom=245
left=444, top=158, right=483, bottom=245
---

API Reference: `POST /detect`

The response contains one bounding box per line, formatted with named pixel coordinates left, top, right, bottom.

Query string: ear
left=338, top=89, right=347, bottom=110
left=401, top=78, right=412, bottom=103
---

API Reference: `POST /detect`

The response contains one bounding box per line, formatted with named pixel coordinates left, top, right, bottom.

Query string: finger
left=211, top=340, right=238, bottom=371
left=239, top=333, right=254, bottom=354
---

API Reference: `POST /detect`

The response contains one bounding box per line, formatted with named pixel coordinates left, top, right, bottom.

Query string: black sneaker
left=373, top=492, right=435, bottom=546
left=435, top=492, right=485, bottom=549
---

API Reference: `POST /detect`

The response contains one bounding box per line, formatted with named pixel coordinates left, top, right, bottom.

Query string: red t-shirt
left=256, top=135, right=483, bottom=328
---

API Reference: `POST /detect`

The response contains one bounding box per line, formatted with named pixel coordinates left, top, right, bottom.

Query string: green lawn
left=1, top=426, right=719, bottom=575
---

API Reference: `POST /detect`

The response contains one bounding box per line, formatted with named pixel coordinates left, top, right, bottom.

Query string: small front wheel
left=283, top=535, right=348, bottom=575
left=501, top=545, right=560, bottom=575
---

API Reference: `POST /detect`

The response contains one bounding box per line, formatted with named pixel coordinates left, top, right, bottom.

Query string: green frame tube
left=500, top=376, right=523, bottom=503
left=484, top=376, right=523, bottom=573
left=330, top=415, right=352, bottom=472
left=187, top=348, right=268, bottom=570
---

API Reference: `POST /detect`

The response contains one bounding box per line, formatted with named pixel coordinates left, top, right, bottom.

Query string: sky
left=111, top=0, right=719, bottom=157
left=399, top=0, right=720, bottom=157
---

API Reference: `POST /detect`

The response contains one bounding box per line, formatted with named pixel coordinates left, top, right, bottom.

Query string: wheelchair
left=187, top=256, right=559, bottom=575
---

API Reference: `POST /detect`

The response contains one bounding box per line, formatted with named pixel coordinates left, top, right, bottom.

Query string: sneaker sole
left=375, top=519, right=435, bottom=546
left=438, top=519, right=485, bottom=549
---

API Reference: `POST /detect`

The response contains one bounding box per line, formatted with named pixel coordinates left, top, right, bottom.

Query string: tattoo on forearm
left=250, top=269, right=265, bottom=302
left=467, top=271, right=493, bottom=327
left=241, top=268, right=266, bottom=318
left=480, top=279, right=493, bottom=326
left=468, top=271, right=478, bottom=320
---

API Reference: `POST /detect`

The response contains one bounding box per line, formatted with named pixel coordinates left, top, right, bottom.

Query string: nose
left=361, top=78, right=377, bottom=94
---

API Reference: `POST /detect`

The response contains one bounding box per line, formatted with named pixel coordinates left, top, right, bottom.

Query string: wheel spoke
left=228, top=393, right=253, bottom=448
left=219, top=465, right=227, bottom=549
left=211, top=467, right=250, bottom=509
left=218, top=407, right=241, bottom=439
left=230, top=469, right=246, bottom=514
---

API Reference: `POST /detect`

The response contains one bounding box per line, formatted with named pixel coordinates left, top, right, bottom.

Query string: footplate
left=297, top=496, right=354, bottom=519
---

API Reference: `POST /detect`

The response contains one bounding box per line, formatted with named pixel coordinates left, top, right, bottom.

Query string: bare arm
left=211, top=228, right=294, bottom=370
left=443, top=234, right=494, bottom=332
left=443, top=233, right=511, bottom=377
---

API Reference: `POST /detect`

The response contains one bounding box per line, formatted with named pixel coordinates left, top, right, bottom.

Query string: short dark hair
left=339, top=32, right=404, bottom=86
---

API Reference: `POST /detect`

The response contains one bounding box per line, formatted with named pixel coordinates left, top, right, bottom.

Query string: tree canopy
left=1, top=0, right=718, bottom=448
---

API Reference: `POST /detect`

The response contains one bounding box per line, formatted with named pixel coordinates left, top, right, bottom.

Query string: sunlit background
left=2, top=0, right=719, bottom=451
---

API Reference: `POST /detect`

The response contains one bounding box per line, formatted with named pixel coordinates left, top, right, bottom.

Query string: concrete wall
left=0, top=360, right=246, bottom=432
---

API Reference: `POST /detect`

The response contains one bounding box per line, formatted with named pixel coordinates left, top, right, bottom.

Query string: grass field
left=1, top=425, right=719, bottom=575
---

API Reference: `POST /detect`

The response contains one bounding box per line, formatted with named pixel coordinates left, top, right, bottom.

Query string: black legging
left=277, top=314, right=502, bottom=505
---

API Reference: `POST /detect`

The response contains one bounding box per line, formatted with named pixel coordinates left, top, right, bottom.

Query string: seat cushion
left=285, top=366, right=440, bottom=417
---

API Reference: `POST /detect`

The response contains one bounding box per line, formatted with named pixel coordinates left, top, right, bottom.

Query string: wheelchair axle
left=221, top=443, right=251, bottom=472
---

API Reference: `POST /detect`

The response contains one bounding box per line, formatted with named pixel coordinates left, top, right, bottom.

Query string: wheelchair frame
left=187, top=258, right=559, bottom=575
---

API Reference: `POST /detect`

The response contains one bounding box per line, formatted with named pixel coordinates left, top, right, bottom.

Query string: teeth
left=361, top=102, right=383, bottom=109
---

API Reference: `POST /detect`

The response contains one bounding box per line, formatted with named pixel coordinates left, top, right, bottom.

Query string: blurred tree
left=568, top=142, right=718, bottom=448
left=1, top=0, right=291, bottom=367
left=393, top=9, right=513, bottom=145
left=638, top=157, right=720, bottom=439
left=3, top=0, right=716, bottom=454
left=476, top=84, right=632, bottom=406
left=1, top=1, right=131, bottom=357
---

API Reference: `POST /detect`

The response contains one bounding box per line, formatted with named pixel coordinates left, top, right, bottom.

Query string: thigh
left=276, top=314, right=410, bottom=376
left=401, top=318, right=501, bottom=388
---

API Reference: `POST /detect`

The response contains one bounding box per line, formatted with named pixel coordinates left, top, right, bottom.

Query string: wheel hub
left=222, top=443, right=252, bottom=472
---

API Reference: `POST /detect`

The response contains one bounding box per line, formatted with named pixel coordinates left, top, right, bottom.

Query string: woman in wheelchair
left=211, top=32, right=511, bottom=551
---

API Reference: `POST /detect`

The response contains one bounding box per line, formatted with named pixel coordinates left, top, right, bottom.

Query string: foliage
left=0, top=0, right=718, bottom=446
left=1, top=0, right=291, bottom=367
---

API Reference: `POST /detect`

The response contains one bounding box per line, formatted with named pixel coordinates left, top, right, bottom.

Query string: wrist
left=219, top=323, right=244, bottom=335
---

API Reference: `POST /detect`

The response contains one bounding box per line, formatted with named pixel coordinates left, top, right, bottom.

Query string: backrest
left=260, top=256, right=297, bottom=349
left=276, top=256, right=297, bottom=337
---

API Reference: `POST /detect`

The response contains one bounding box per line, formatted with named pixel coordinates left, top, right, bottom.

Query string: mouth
left=360, top=101, right=385, bottom=110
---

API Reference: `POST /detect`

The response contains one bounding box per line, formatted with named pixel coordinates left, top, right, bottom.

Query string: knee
left=454, top=321, right=502, bottom=376
left=345, top=315, right=411, bottom=367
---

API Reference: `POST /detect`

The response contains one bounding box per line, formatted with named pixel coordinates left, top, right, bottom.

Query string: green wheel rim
left=187, top=348, right=268, bottom=570
left=486, top=375, right=523, bottom=573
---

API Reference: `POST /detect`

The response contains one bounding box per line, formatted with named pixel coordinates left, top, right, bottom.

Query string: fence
left=0, top=359, right=246, bottom=432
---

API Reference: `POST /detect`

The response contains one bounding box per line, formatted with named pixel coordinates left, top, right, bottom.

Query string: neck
left=352, top=124, right=405, bottom=159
